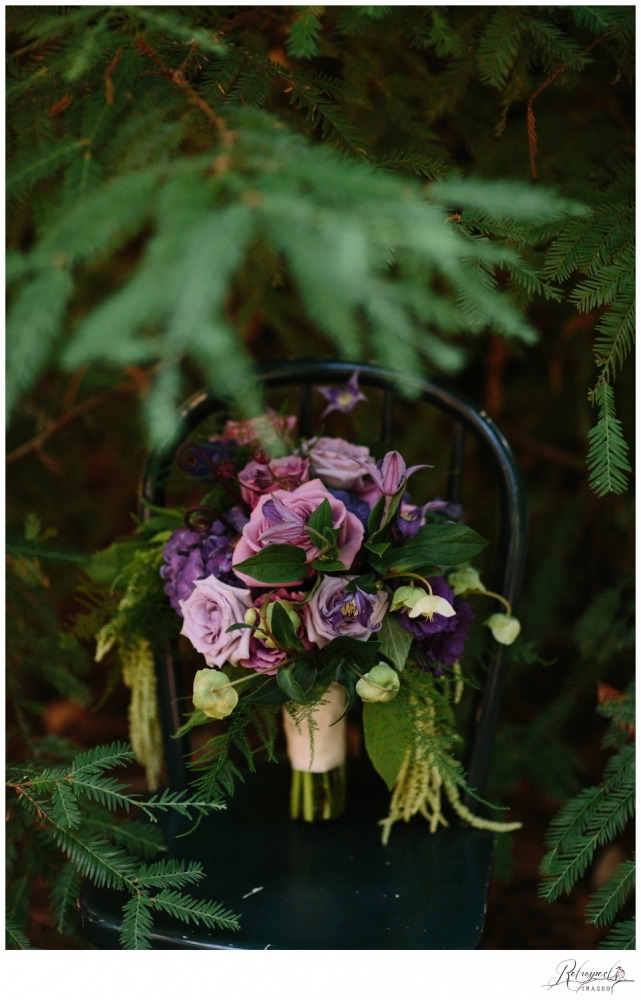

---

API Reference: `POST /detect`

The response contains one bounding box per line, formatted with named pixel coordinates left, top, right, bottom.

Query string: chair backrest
left=141, top=359, right=529, bottom=800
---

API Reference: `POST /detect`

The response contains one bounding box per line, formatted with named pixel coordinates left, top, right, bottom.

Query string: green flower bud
left=244, top=608, right=260, bottom=626
left=266, top=599, right=301, bottom=634
left=356, top=662, right=400, bottom=703
left=192, top=668, right=238, bottom=720
left=447, top=566, right=484, bottom=596
left=486, top=613, right=521, bottom=646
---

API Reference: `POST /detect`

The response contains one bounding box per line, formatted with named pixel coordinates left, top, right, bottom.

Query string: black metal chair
left=79, top=359, right=528, bottom=949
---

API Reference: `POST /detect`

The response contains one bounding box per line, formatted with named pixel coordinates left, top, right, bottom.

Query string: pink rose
left=238, top=455, right=310, bottom=510
left=308, top=437, right=372, bottom=491
left=305, top=576, right=388, bottom=648
left=239, top=589, right=309, bottom=674
left=222, top=409, right=297, bottom=449
left=232, top=479, right=364, bottom=587
left=180, top=576, right=253, bottom=667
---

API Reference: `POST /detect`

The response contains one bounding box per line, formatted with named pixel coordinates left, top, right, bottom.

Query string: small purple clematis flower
left=396, top=498, right=460, bottom=538
left=315, top=370, right=367, bottom=418
left=357, top=450, right=431, bottom=497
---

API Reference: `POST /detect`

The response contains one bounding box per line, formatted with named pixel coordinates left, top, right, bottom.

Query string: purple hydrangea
left=393, top=575, right=474, bottom=666
left=327, top=487, right=371, bottom=529
left=160, top=507, right=247, bottom=615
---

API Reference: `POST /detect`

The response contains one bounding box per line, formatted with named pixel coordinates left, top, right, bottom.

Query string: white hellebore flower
left=447, top=566, right=485, bottom=596
left=391, top=585, right=455, bottom=622
left=193, top=668, right=238, bottom=720
left=356, top=663, right=400, bottom=703
left=486, top=613, right=521, bottom=645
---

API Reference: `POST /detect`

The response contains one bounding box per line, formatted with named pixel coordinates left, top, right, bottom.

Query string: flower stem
left=382, top=571, right=434, bottom=594
left=290, top=765, right=346, bottom=822
left=466, top=589, right=512, bottom=617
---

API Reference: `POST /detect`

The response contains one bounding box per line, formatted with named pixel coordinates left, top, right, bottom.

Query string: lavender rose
left=238, top=455, right=309, bottom=510
left=305, top=576, right=388, bottom=648
left=180, top=575, right=253, bottom=668
left=394, top=576, right=474, bottom=667
left=160, top=508, right=248, bottom=615
left=232, top=479, right=364, bottom=586
left=308, top=437, right=372, bottom=491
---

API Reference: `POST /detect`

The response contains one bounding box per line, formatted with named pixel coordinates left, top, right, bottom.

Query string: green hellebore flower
left=391, top=585, right=455, bottom=621
left=447, top=566, right=484, bottom=596
left=193, top=668, right=239, bottom=719
left=356, top=662, right=400, bottom=703
left=486, top=613, right=521, bottom=645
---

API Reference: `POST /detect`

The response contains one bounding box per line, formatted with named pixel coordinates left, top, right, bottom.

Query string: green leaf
left=344, top=573, right=377, bottom=593
left=385, top=523, right=488, bottom=571
left=120, top=893, right=154, bottom=950
left=51, top=783, right=82, bottom=830
left=334, top=661, right=358, bottom=722
left=234, top=544, right=308, bottom=583
left=587, top=382, right=631, bottom=496
left=326, top=636, right=381, bottom=660
left=379, top=615, right=413, bottom=671
left=599, top=918, right=636, bottom=950
left=363, top=699, right=413, bottom=790
left=174, top=709, right=210, bottom=739
left=585, top=858, right=635, bottom=927
left=310, top=558, right=347, bottom=572
left=277, top=659, right=317, bottom=704
left=151, top=889, right=240, bottom=932
left=244, top=675, right=288, bottom=705
left=270, top=601, right=305, bottom=652
left=307, top=498, right=334, bottom=544
left=287, top=7, right=324, bottom=60
left=364, top=541, right=390, bottom=556
left=367, top=496, right=386, bottom=535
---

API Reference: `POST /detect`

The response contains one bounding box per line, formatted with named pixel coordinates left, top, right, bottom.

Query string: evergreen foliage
left=6, top=739, right=240, bottom=949
left=7, top=4, right=634, bottom=489
left=538, top=682, right=635, bottom=945
left=5, top=4, right=635, bottom=949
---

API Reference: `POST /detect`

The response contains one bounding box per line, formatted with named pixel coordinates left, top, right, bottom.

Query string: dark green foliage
left=6, top=740, right=239, bottom=949
left=538, top=683, right=635, bottom=945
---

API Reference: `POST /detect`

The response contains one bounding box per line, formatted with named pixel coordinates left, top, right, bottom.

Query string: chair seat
left=78, top=759, right=495, bottom=950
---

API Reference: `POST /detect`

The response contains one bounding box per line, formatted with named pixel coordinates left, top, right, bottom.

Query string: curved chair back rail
left=141, top=360, right=529, bottom=799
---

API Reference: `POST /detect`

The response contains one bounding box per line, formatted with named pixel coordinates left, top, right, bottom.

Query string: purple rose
left=393, top=576, right=474, bottom=666
left=308, top=437, right=372, bottom=491
left=160, top=508, right=248, bottom=615
left=232, top=479, right=364, bottom=587
left=180, top=575, right=253, bottom=668
left=305, top=576, right=388, bottom=648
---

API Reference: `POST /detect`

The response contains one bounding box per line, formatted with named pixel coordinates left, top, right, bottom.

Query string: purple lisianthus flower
left=186, top=438, right=239, bottom=482
left=327, top=488, right=371, bottom=529
left=393, top=576, right=474, bottom=666
left=160, top=507, right=248, bottom=615
left=305, top=575, right=388, bottom=648
left=315, top=370, right=367, bottom=418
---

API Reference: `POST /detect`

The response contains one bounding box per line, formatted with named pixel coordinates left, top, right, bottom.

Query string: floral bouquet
left=93, top=374, right=522, bottom=842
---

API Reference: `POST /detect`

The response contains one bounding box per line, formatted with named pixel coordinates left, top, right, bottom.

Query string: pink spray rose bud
left=180, top=575, right=253, bottom=667
left=232, top=479, right=364, bottom=587
left=238, top=455, right=310, bottom=510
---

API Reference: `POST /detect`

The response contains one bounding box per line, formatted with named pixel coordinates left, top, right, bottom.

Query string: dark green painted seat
left=78, top=360, right=528, bottom=950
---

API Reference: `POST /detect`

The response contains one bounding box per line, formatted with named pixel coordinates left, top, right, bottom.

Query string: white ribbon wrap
left=283, top=682, right=347, bottom=772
